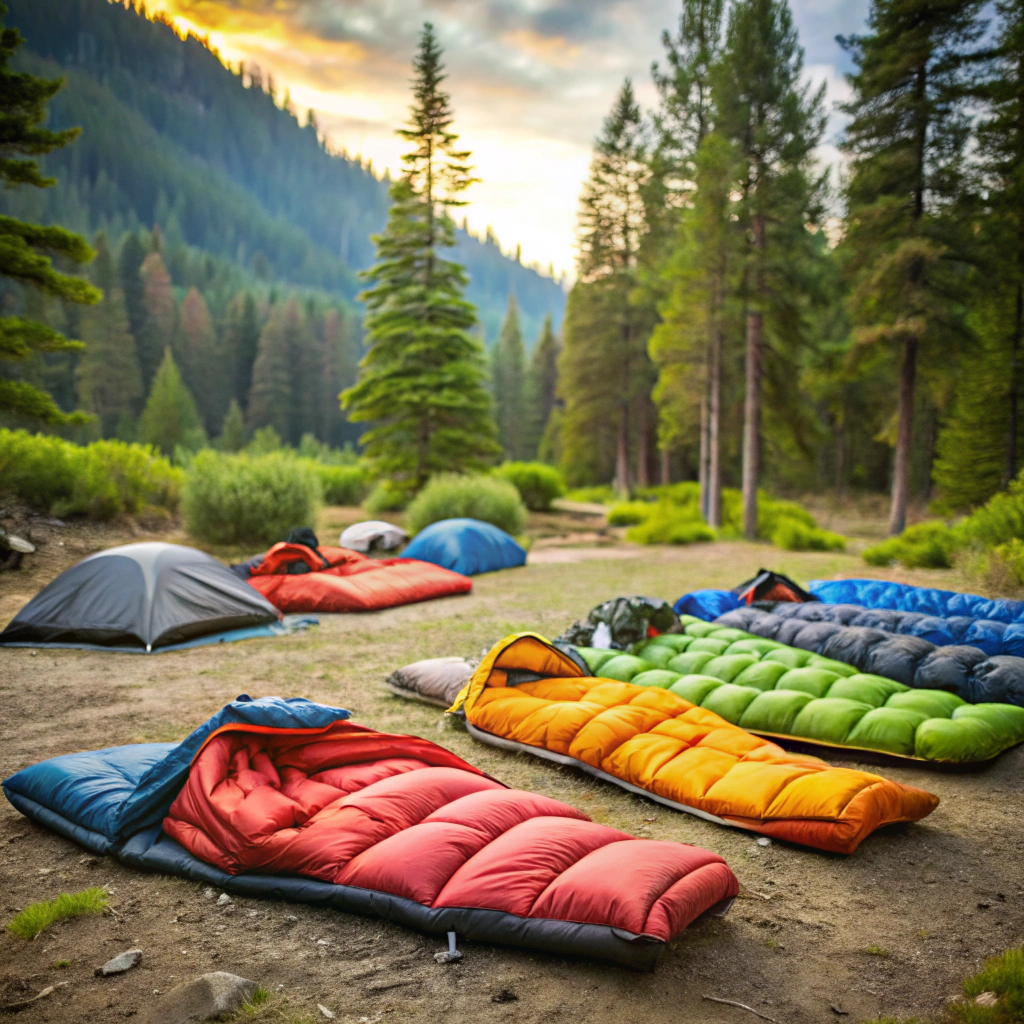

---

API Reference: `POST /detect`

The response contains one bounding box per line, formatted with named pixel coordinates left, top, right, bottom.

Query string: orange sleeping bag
left=449, top=634, right=939, bottom=854
left=246, top=544, right=472, bottom=613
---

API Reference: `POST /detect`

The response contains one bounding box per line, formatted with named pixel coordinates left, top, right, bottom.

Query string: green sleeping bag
left=573, top=621, right=1024, bottom=763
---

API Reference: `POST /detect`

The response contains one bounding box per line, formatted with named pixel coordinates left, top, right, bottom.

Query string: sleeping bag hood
left=0, top=542, right=280, bottom=651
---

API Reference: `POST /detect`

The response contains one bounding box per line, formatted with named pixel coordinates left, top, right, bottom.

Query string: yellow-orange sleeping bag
left=448, top=634, right=939, bottom=855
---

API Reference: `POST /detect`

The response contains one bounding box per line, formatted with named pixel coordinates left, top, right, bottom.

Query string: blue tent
left=402, top=518, right=526, bottom=576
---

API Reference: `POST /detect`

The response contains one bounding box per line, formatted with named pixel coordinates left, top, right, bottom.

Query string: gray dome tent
left=0, top=542, right=281, bottom=652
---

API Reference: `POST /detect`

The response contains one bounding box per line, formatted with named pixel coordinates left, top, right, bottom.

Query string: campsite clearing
left=0, top=510, right=1020, bottom=1024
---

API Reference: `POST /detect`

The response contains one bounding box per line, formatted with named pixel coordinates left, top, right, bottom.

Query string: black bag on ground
left=967, top=657, right=1024, bottom=706
left=556, top=596, right=680, bottom=651
left=819, top=627, right=890, bottom=672
left=790, top=621, right=842, bottom=653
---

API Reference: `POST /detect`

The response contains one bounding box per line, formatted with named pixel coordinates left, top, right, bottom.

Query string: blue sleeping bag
left=402, top=518, right=526, bottom=576
left=810, top=579, right=1024, bottom=625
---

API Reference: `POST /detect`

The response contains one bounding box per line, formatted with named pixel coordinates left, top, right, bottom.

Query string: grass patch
left=51, top=959, right=71, bottom=969
left=863, top=945, right=1024, bottom=1023
left=229, top=989, right=317, bottom=1023
left=865, top=944, right=891, bottom=957
left=7, top=887, right=109, bottom=939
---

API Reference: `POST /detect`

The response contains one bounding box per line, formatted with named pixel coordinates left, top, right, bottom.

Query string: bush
left=634, top=482, right=703, bottom=507
left=863, top=521, right=957, bottom=569
left=958, top=476, right=1024, bottom=549
left=182, top=451, right=321, bottom=546
left=625, top=502, right=716, bottom=545
left=607, top=501, right=656, bottom=526
left=773, top=519, right=846, bottom=552
left=0, top=429, right=181, bottom=519
left=7, top=887, right=109, bottom=940
left=565, top=485, right=617, bottom=505
left=494, top=461, right=566, bottom=511
left=364, top=479, right=409, bottom=515
left=405, top=474, right=527, bottom=536
left=311, top=463, right=369, bottom=506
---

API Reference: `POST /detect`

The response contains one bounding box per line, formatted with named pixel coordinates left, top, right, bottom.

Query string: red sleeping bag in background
left=163, top=721, right=739, bottom=967
left=246, top=543, right=472, bottom=613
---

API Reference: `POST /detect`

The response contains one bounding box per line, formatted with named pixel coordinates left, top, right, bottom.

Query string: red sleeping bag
left=163, top=721, right=739, bottom=968
left=246, top=544, right=472, bottom=613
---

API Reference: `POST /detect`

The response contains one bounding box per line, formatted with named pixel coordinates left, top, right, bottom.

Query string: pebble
left=318, top=1005, right=336, bottom=1020
left=96, top=949, right=143, bottom=976
left=216, top=893, right=232, bottom=906
left=756, top=837, right=772, bottom=847
left=202, top=887, right=216, bottom=899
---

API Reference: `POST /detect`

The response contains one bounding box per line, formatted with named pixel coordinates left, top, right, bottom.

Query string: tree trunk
left=1008, top=280, right=1022, bottom=487
left=615, top=404, right=629, bottom=496
left=636, top=398, right=650, bottom=489
left=660, top=446, right=670, bottom=486
left=888, top=335, right=918, bottom=536
left=708, top=320, right=722, bottom=529
left=741, top=309, right=761, bottom=539
left=698, top=392, right=710, bottom=518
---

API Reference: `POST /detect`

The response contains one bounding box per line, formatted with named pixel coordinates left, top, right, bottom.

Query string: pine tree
left=222, top=291, right=261, bottom=411
left=341, top=23, right=499, bottom=492
left=218, top=397, right=246, bottom=452
left=137, top=348, right=207, bottom=455
left=178, top=286, right=223, bottom=433
left=118, top=231, right=148, bottom=372
left=247, top=299, right=294, bottom=441
left=559, top=80, right=656, bottom=492
left=649, top=0, right=728, bottom=517
left=716, top=0, right=826, bottom=536
left=840, top=0, right=984, bottom=533
left=138, top=251, right=176, bottom=389
left=492, top=295, right=527, bottom=459
left=75, top=232, right=143, bottom=437
left=525, top=314, right=560, bottom=460
left=0, top=1, right=100, bottom=424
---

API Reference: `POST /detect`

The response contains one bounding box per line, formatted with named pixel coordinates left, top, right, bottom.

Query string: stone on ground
left=96, top=949, right=143, bottom=976
left=142, top=971, right=256, bottom=1024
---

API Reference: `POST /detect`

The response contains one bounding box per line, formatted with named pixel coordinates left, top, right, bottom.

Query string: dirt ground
left=0, top=508, right=1021, bottom=1024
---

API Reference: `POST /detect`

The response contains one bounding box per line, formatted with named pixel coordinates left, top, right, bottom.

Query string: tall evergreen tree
left=559, top=80, right=656, bottom=492
left=137, top=348, right=206, bottom=455
left=492, top=295, right=527, bottom=459
left=247, top=299, right=294, bottom=441
left=117, top=231, right=148, bottom=367
left=75, top=232, right=143, bottom=437
left=178, top=286, right=223, bottom=433
left=716, top=0, right=826, bottom=537
left=218, top=397, right=246, bottom=452
left=0, top=1, right=99, bottom=424
left=649, top=0, right=728, bottom=517
left=525, top=314, right=560, bottom=460
left=222, top=291, right=261, bottom=411
left=138, top=250, right=176, bottom=389
left=341, top=23, right=499, bottom=492
left=840, top=0, right=983, bottom=533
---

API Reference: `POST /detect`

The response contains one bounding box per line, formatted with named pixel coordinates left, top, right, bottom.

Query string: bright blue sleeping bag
left=402, top=518, right=526, bottom=576
left=810, top=579, right=1024, bottom=625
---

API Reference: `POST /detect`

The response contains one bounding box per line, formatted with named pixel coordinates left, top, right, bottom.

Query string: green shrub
left=494, top=461, right=566, bottom=511
left=405, top=474, right=527, bottom=536
left=297, top=434, right=360, bottom=466
left=773, top=519, right=846, bottom=552
left=958, top=476, right=1024, bottom=549
left=565, top=485, right=617, bottom=505
left=311, top=463, right=369, bottom=506
left=0, top=429, right=181, bottom=519
left=634, top=482, right=702, bottom=507
left=625, top=502, right=716, bottom=545
left=364, top=479, right=409, bottom=515
left=607, top=501, right=656, bottom=526
left=863, top=522, right=957, bottom=569
left=245, top=426, right=285, bottom=455
left=183, top=451, right=321, bottom=546
left=7, top=887, right=109, bottom=940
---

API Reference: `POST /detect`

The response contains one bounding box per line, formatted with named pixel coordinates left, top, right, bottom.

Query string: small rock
left=37, top=867, right=53, bottom=875
left=96, top=949, right=143, bottom=976
left=318, top=1005, right=336, bottom=1020
left=756, top=837, right=772, bottom=847
left=316, top=939, right=330, bottom=946
left=830, top=1005, right=849, bottom=1016
left=284, top=915, right=298, bottom=924
left=492, top=989, right=518, bottom=1003
left=202, top=888, right=216, bottom=900
left=434, top=950, right=463, bottom=964
left=978, top=902, right=992, bottom=910
left=975, top=992, right=999, bottom=1007
left=216, top=893, right=232, bottom=907
left=143, top=972, right=256, bottom=1024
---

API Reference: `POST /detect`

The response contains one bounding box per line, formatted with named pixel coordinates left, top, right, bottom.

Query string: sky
left=140, top=0, right=872, bottom=278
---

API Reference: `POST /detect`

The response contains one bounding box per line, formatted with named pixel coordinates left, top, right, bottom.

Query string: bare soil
left=0, top=509, right=1021, bottom=1024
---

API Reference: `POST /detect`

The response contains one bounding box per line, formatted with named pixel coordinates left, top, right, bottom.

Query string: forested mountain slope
left=3, top=0, right=565, bottom=345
